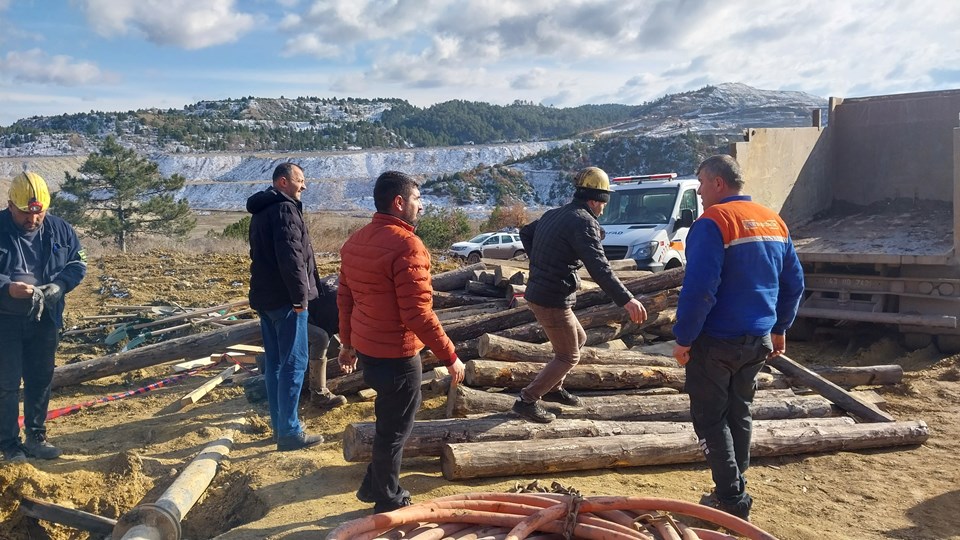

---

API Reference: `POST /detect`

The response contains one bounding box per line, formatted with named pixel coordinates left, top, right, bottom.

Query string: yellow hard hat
left=573, top=167, right=612, bottom=192
left=9, top=171, right=51, bottom=214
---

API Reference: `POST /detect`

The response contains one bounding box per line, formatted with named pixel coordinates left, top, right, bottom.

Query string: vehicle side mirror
left=675, top=209, right=694, bottom=231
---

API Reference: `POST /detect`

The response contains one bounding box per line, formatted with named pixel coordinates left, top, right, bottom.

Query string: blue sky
left=1, top=0, right=959, bottom=127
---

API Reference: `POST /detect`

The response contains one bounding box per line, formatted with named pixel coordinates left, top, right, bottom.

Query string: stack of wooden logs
left=340, top=259, right=929, bottom=481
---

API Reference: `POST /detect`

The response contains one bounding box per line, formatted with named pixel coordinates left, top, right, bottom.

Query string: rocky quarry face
left=0, top=141, right=567, bottom=212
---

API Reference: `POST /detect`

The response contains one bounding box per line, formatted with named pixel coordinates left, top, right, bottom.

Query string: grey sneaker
left=2, top=443, right=26, bottom=463
left=512, top=399, right=556, bottom=423
left=277, top=431, right=324, bottom=452
left=23, top=433, right=61, bottom=460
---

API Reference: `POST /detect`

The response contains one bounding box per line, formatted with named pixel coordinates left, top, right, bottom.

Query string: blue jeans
left=258, top=307, right=309, bottom=439
left=0, top=314, right=59, bottom=450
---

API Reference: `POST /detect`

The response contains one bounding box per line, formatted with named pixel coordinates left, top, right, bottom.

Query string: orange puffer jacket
left=338, top=213, right=456, bottom=364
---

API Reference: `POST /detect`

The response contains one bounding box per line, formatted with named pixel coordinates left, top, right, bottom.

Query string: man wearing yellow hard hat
left=0, top=171, right=86, bottom=462
left=512, top=167, right=648, bottom=423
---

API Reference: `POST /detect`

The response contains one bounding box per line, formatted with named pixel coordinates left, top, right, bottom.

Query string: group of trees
left=2, top=97, right=643, bottom=153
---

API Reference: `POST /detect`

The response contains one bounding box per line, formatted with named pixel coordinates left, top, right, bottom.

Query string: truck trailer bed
left=791, top=200, right=954, bottom=265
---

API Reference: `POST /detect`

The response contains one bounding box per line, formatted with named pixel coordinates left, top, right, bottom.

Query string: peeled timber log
left=440, top=420, right=930, bottom=480
left=52, top=320, right=262, bottom=389
left=464, top=359, right=686, bottom=390
left=343, top=415, right=855, bottom=462
left=447, top=384, right=839, bottom=421
left=432, top=262, right=486, bottom=292
left=462, top=359, right=902, bottom=395
left=478, top=333, right=676, bottom=367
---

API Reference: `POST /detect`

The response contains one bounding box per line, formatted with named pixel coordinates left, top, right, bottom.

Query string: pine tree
left=58, top=136, right=195, bottom=252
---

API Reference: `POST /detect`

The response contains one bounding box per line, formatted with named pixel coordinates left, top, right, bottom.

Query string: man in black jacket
left=514, top=167, right=647, bottom=423
left=247, top=162, right=323, bottom=451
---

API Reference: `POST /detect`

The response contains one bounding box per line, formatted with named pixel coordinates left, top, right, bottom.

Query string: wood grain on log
left=441, top=420, right=930, bottom=479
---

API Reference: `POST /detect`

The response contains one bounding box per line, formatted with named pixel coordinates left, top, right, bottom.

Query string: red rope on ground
left=17, top=364, right=219, bottom=428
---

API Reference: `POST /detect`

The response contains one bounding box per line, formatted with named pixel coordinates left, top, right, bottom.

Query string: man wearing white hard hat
left=0, top=171, right=86, bottom=462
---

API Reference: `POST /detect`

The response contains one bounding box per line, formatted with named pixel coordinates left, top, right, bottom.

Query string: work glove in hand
left=38, top=281, right=65, bottom=305
left=26, top=288, right=45, bottom=322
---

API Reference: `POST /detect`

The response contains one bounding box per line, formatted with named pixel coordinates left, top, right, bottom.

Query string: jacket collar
left=373, top=212, right=416, bottom=232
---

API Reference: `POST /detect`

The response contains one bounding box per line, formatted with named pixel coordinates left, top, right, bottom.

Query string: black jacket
left=247, top=187, right=318, bottom=311
left=520, top=199, right=632, bottom=308
left=308, top=275, right=339, bottom=335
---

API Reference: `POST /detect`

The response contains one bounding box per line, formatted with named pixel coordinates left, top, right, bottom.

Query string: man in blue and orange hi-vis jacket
left=672, top=154, right=804, bottom=521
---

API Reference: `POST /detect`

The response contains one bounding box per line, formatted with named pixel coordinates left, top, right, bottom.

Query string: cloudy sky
left=1, top=0, right=958, bottom=126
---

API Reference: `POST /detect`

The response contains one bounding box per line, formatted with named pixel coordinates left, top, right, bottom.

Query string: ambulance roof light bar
left=610, top=172, right=678, bottom=184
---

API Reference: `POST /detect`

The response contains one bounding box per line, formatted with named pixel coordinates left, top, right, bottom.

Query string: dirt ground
left=1, top=250, right=959, bottom=540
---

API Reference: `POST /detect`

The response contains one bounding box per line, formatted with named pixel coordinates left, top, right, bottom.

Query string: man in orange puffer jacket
left=337, top=170, right=465, bottom=514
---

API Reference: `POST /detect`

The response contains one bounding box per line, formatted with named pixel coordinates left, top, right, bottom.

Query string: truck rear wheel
left=902, top=332, right=933, bottom=351
left=936, top=335, right=960, bottom=355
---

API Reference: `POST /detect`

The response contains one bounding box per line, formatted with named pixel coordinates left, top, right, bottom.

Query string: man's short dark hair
left=273, top=162, right=302, bottom=183
left=374, top=171, right=419, bottom=213
left=698, top=154, right=744, bottom=190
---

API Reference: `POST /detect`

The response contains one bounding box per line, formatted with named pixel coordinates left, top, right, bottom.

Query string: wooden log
left=175, top=364, right=241, bottom=410
left=432, top=262, right=486, bottom=292
left=443, top=269, right=684, bottom=343
left=343, top=415, right=855, bottom=462
left=478, top=333, right=676, bottom=367
left=592, top=339, right=628, bottom=350
left=793, top=364, right=903, bottom=387
left=493, top=265, right=528, bottom=287
left=505, top=284, right=526, bottom=299
left=432, top=290, right=499, bottom=309
left=440, top=420, right=930, bottom=480
left=19, top=496, right=116, bottom=536
left=434, top=302, right=505, bottom=322
left=464, top=359, right=687, bottom=391
left=226, top=344, right=265, bottom=354
left=767, top=355, right=896, bottom=422
left=52, top=320, right=263, bottom=389
left=446, top=384, right=840, bottom=421
left=495, top=289, right=678, bottom=343
left=464, top=280, right=504, bottom=297
left=608, top=259, right=638, bottom=271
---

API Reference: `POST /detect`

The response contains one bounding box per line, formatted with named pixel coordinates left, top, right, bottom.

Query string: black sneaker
left=544, top=387, right=583, bottom=407
left=357, top=485, right=409, bottom=504
left=720, top=493, right=753, bottom=521
left=512, top=399, right=556, bottom=423
left=23, top=433, right=61, bottom=460
left=2, top=443, right=26, bottom=463
left=374, top=496, right=412, bottom=514
left=276, top=432, right=324, bottom=452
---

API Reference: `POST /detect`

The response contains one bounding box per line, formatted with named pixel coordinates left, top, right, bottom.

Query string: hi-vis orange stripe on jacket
left=672, top=196, right=804, bottom=346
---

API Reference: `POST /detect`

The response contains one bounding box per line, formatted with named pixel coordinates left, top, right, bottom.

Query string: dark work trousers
left=358, top=351, right=422, bottom=507
left=0, top=314, right=59, bottom=451
left=685, top=333, right=772, bottom=509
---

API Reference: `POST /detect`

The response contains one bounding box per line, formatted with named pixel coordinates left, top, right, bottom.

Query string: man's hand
left=447, top=355, right=465, bottom=388
left=673, top=343, right=691, bottom=366
left=7, top=282, right=34, bottom=299
left=768, top=333, right=786, bottom=359
left=338, top=346, right=358, bottom=374
left=38, top=281, right=64, bottom=305
left=624, top=298, right=647, bottom=324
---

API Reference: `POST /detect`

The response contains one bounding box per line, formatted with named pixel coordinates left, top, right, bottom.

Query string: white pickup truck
left=597, top=173, right=702, bottom=272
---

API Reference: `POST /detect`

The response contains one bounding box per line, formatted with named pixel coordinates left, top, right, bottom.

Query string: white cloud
left=81, top=0, right=261, bottom=49
left=282, top=33, right=340, bottom=58
left=0, top=49, right=113, bottom=86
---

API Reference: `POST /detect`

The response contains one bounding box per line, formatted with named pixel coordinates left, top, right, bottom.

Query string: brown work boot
left=312, top=389, right=347, bottom=410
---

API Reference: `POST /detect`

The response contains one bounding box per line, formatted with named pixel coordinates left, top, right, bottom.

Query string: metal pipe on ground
left=112, top=418, right=245, bottom=540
